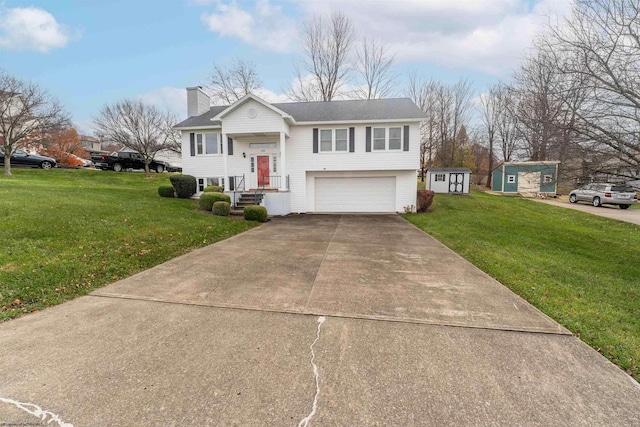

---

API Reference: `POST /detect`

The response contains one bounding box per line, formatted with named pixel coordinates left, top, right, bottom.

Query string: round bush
left=198, top=193, right=217, bottom=211
left=243, top=205, right=268, bottom=222
left=203, top=186, right=224, bottom=193
left=417, top=190, right=435, bottom=213
left=158, top=185, right=175, bottom=198
left=213, top=201, right=230, bottom=216
left=169, top=174, right=197, bottom=199
left=209, top=192, right=231, bottom=204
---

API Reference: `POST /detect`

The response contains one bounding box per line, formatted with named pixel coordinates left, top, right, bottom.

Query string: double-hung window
left=320, top=129, right=348, bottom=152
left=373, top=127, right=402, bottom=151
left=196, top=133, right=219, bottom=155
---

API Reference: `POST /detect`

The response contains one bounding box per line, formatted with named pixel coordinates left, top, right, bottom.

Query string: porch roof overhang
left=226, top=131, right=285, bottom=139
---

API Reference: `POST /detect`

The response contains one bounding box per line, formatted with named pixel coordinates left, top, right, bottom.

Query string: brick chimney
left=186, top=86, right=210, bottom=117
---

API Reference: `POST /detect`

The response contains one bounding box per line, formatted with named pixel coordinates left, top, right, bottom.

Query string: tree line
left=3, top=1, right=638, bottom=183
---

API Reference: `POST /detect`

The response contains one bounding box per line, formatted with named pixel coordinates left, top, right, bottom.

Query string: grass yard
left=404, top=192, right=640, bottom=381
left=0, top=168, right=258, bottom=321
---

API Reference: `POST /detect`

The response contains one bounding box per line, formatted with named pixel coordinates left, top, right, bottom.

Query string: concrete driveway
left=1, top=215, right=639, bottom=426
left=535, top=198, right=640, bottom=225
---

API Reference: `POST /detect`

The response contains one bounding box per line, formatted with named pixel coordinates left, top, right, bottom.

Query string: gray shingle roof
left=428, top=168, right=472, bottom=173
left=175, top=98, right=426, bottom=128
left=174, top=106, right=226, bottom=128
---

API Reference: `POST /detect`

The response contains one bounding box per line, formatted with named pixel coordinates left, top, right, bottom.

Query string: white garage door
left=314, top=177, right=396, bottom=213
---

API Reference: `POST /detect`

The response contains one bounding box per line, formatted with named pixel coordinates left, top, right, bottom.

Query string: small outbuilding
left=492, top=161, right=560, bottom=196
left=426, top=168, right=471, bottom=194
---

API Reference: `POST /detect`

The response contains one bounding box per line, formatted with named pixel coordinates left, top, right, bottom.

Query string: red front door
left=257, top=156, right=270, bottom=186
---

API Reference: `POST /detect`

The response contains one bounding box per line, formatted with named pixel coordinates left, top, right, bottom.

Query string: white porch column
left=279, top=132, right=287, bottom=190
left=222, top=132, right=229, bottom=190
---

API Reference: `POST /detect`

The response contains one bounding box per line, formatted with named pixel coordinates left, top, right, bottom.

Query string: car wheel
left=592, top=197, right=601, bottom=207
left=620, top=204, right=630, bottom=209
left=113, top=163, right=123, bottom=172
left=156, top=164, right=164, bottom=173
left=569, top=194, right=577, bottom=203
left=40, top=161, right=53, bottom=170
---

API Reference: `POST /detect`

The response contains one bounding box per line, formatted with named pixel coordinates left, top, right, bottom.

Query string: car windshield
left=611, top=185, right=635, bottom=193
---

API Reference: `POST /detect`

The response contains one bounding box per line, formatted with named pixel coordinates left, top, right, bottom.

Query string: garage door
left=314, top=177, right=396, bottom=212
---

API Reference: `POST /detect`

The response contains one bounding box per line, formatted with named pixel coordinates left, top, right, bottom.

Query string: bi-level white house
left=175, top=87, right=426, bottom=215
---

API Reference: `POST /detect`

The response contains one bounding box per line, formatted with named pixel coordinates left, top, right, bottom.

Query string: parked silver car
left=569, top=183, right=637, bottom=209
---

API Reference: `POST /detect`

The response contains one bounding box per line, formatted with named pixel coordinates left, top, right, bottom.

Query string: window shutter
left=228, top=137, right=233, bottom=155
left=229, top=176, right=235, bottom=191
left=403, top=125, right=409, bottom=151
left=349, top=127, right=355, bottom=153
left=365, top=127, right=372, bottom=152
left=313, top=128, right=319, bottom=153
left=219, top=133, right=223, bottom=154
left=190, top=133, right=195, bottom=157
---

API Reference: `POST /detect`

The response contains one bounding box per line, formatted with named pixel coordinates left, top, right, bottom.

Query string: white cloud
left=137, top=87, right=188, bottom=118
left=297, top=0, right=573, bottom=76
left=0, top=7, right=75, bottom=53
left=201, top=0, right=296, bottom=53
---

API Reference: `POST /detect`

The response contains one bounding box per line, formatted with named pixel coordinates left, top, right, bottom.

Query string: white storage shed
left=426, top=168, right=471, bottom=194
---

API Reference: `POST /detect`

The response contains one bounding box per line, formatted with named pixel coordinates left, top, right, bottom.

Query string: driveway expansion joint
left=88, top=293, right=572, bottom=337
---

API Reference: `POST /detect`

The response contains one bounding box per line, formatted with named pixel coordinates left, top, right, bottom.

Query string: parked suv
left=569, top=183, right=637, bottom=209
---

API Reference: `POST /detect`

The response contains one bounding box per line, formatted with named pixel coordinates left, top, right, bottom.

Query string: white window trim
left=319, top=128, right=350, bottom=153
left=507, top=175, right=516, bottom=183
left=435, top=174, right=445, bottom=182
left=543, top=175, right=552, bottom=183
left=372, top=126, right=403, bottom=152
left=195, top=132, right=222, bottom=157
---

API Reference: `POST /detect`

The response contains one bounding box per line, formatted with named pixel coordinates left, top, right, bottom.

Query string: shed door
left=517, top=172, right=541, bottom=193
left=449, top=173, right=465, bottom=193
left=315, top=177, right=396, bottom=212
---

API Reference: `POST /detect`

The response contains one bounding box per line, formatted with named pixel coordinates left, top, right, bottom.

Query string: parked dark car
left=92, top=151, right=169, bottom=173
left=0, top=148, right=57, bottom=169
left=569, top=183, right=637, bottom=208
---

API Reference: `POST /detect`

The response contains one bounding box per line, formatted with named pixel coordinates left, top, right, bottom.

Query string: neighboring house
left=174, top=87, right=426, bottom=215
left=426, top=168, right=471, bottom=194
left=80, top=135, right=108, bottom=156
left=492, top=161, right=560, bottom=196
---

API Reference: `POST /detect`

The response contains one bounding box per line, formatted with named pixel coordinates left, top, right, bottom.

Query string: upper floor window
left=373, top=127, right=402, bottom=151
left=320, top=128, right=349, bottom=152
left=196, top=133, right=219, bottom=155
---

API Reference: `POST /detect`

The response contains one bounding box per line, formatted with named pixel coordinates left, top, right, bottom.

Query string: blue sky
left=0, top=0, right=571, bottom=134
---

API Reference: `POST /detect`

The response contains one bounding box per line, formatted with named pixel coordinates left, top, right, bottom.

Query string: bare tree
left=496, top=88, right=520, bottom=162
left=479, top=85, right=500, bottom=186
left=406, top=73, right=437, bottom=180
left=0, top=70, right=69, bottom=175
left=208, top=59, right=262, bottom=105
left=288, top=11, right=355, bottom=102
left=93, top=100, right=179, bottom=178
left=542, top=0, right=640, bottom=178
left=353, top=38, right=396, bottom=99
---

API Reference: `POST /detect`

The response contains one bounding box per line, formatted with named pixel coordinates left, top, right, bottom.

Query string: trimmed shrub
left=213, top=201, right=231, bottom=216
left=169, top=174, right=197, bottom=199
left=417, top=190, right=435, bottom=213
left=203, top=185, right=224, bottom=193
left=209, top=192, right=231, bottom=204
left=198, top=193, right=217, bottom=211
left=158, top=185, right=175, bottom=198
left=244, top=205, right=268, bottom=222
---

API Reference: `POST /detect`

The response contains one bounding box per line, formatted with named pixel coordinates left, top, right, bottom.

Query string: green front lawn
left=405, top=192, right=640, bottom=381
left=0, top=169, right=258, bottom=321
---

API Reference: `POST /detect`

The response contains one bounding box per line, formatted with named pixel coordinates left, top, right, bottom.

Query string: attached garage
left=314, top=176, right=396, bottom=213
